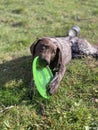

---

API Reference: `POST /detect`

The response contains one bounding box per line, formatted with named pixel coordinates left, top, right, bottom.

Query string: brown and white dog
left=30, top=33, right=98, bottom=95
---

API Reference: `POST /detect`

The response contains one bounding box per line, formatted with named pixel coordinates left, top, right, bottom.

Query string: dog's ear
left=30, top=42, right=37, bottom=57
left=56, top=47, right=62, bottom=68
left=30, top=39, right=41, bottom=57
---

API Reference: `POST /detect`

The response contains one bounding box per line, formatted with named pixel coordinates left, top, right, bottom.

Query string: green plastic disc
left=32, top=56, right=53, bottom=99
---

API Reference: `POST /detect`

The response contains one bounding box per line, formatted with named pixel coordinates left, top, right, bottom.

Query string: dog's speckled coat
left=30, top=36, right=98, bottom=95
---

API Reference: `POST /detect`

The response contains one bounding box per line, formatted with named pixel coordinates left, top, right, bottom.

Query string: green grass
left=0, top=0, right=98, bottom=129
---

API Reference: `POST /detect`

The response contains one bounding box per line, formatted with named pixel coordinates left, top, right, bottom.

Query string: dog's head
left=30, top=38, right=61, bottom=67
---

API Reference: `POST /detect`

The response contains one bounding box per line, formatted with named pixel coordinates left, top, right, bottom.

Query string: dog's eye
left=40, top=46, right=46, bottom=52
left=42, top=46, right=46, bottom=50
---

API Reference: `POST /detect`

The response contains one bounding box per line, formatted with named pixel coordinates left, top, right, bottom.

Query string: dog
left=30, top=28, right=98, bottom=95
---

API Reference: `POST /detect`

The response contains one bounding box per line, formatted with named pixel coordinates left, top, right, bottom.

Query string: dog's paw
left=48, top=76, right=59, bottom=95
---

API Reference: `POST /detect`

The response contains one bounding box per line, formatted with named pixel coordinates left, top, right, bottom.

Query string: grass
left=0, top=0, right=98, bottom=129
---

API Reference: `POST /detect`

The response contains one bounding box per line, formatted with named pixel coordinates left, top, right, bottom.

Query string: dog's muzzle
left=40, top=57, right=50, bottom=66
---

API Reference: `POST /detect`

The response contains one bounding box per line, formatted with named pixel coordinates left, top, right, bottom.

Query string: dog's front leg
left=48, top=65, right=66, bottom=95
left=29, top=78, right=36, bottom=99
left=29, top=59, right=35, bottom=99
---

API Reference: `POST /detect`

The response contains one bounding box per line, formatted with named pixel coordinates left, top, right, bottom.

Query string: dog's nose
left=41, top=58, right=49, bottom=66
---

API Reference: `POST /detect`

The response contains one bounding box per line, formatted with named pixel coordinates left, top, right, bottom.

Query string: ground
left=0, top=0, right=98, bottom=129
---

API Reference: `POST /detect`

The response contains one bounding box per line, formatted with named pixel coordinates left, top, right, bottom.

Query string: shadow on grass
left=0, top=56, right=34, bottom=106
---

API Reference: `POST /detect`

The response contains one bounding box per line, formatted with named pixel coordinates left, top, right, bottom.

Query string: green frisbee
left=32, top=56, right=53, bottom=99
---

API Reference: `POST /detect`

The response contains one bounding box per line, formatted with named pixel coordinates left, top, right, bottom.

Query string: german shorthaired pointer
left=30, top=26, right=98, bottom=95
